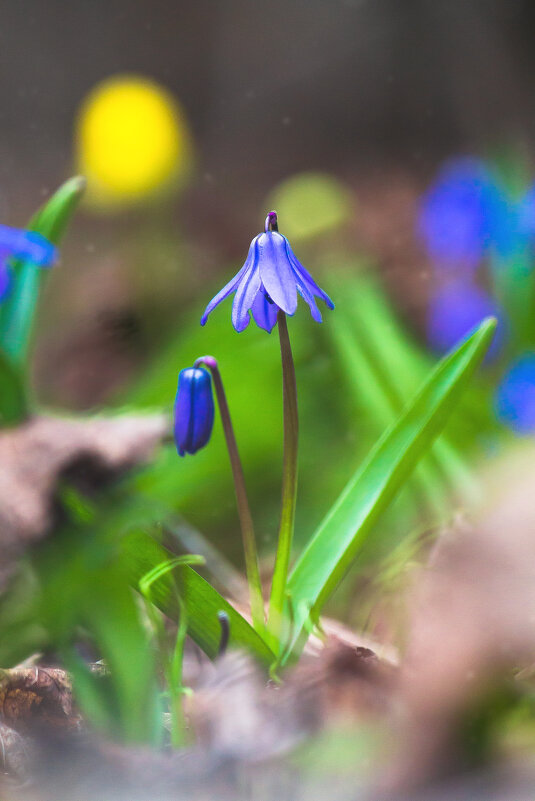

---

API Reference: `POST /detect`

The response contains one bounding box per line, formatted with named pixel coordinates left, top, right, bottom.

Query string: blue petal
left=0, top=261, right=11, bottom=301
left=284, top=238, right=334, bottom=309
left=231, top=242, right=262, bottom=332
left=293, top=273, right=323, bottom=322
left=232, top=270, right=261, bottom=333
left=174, top=367, right=214, bottom=456
left=256, top=232, right=298, bottom=315
left=250, top=291, right=279, bottom=332
left=0, top=225, right=56, bottom=266
left=200, top=236, right=258, bottom=326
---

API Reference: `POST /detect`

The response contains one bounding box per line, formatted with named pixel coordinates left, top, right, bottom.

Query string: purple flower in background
left=517, top=183, right=535, bottom=243
left=200, top=211, right=334, bottom=333
left=495, top=352, right=535, bottom=433
left=418, top=157, right=505, bottom=271
left=427, top=280, right=505, bottom=360
left=174, top=367, right=215, bottom=456
left=491, top=194, right=535, bottom=261
left=0, top=224, right=57, bottom=301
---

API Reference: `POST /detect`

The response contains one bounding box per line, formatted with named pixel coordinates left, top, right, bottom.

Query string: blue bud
left=174, top=367, right=215, bottom=456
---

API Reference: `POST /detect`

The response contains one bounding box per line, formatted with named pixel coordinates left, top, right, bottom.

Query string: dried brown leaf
left=0, top=413, right=167, bottom=577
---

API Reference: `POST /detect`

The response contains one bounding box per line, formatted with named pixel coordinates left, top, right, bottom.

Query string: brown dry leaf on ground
left=0, top=668, right=78, bottom=790
left=0, top=413, right=167, bottom=579
left=0, top=636, right=394, bottom=797
left=0, top=668, right=79, bottom=735
left=188, top=633, right=395, bottom=762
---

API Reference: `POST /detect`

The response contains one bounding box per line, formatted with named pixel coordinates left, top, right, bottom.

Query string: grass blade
left=285, top=317, right=497, bottom=661
left=0, top=176, right=86, bottom=363
left=0, top=347, right=28, bottom=424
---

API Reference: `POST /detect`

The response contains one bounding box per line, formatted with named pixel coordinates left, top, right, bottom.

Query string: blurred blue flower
left=495, top=352, right=535, bottom=433
left=200, top=211, right=334, bottom=333
left=427, top=280, right=505, bottom=359
left=418, top=157, right=505, bottom=271
left=517, top=183, right=535, bottom=242
left=491, top=193, right=535, bottom=261
left=0, top=224, right=57, bottom=301
left=174, top=367, right=215, bottom=456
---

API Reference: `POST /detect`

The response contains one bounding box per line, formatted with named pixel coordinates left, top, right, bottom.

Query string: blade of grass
left=350, top=278, right=480, bottom=501
left=80, top=571, right=159, bottom=743
left=284, top=317, right=496, bottom=662
left=329, top=313, right=447, bottom=521
left=0, top=176, right=86, bottom=364
left=332, top=276, right=469, bottom=510
left=0, top=347, right=28, bottom=425
left=139, top=555, right=205, bottom=747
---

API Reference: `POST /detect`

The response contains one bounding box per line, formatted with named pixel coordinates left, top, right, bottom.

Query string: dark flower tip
left=201, top=213, right=334, bottom=333
left=194, top=355, right=218, bottom=371
left=174, top=366, right=215, bottom=457
left=265, top=211, right=278, bottom=232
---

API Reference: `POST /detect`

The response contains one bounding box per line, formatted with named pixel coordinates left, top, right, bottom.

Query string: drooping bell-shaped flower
left=174, top=367, right=215, bottom=456
left=494, top=352, right=535, bottom=433
left=200, top=211, right=334, bottom=333
left=427, top=279, right=505, bottom=361
left=0, top=224, right=57, bottom=301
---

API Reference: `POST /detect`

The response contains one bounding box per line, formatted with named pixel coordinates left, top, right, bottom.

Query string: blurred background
left=0, top=1, right=534, bottom=394
left=3, top=0, right=535, bottom=618
left=4, top=1, right=535, bottom=196
left=4, top=7, right=535, bottom=789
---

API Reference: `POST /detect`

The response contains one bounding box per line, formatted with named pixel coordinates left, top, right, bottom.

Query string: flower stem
left=268, top=311, right=299, bottom=646
left=195, top=356, right=265, bottom=633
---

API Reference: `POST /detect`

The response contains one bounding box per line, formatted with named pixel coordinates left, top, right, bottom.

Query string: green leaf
left=138, top=554, right=207, bottom=599
left=121, top=530, right=275, bottom=667
left=0, top=176, right=86, bottom=364
left=66, top=571, right=160, bottom=744
left=0, top=347, right=28, bottom=424
left=285, top=317, right=497, bottom=661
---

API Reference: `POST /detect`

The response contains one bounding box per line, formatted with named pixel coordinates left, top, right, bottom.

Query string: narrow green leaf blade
left=27, top=175, right=87, bottom=243
left=139, top=555, right=206, bottom=599
left=0, top=347, right=28, bottom=424
left=0, top=176, right=86, bottom=363
left=286, top=318, right=496, bottom=658
left=121, top=530, right=275, bottom=666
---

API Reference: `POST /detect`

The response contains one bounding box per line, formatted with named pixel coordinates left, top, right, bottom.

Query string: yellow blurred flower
left=75, top=75, right=192, bottom=208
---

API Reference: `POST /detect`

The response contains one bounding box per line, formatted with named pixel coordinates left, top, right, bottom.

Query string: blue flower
left=517, top=183, right=535, bottom=243
left=200, top=211, right=334, bottom=333
left=0, top=224, right=57, bottom=301
left=427, top=279, right=505, bottom=360
left=495, top=352, right=535, bottom=433
left=418, top=157, right=505, bottom=271
left=174, top=367, right=215, bottom=456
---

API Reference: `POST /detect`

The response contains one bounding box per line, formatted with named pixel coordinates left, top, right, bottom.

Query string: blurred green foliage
left=267, top=172, right=353, bottom=241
